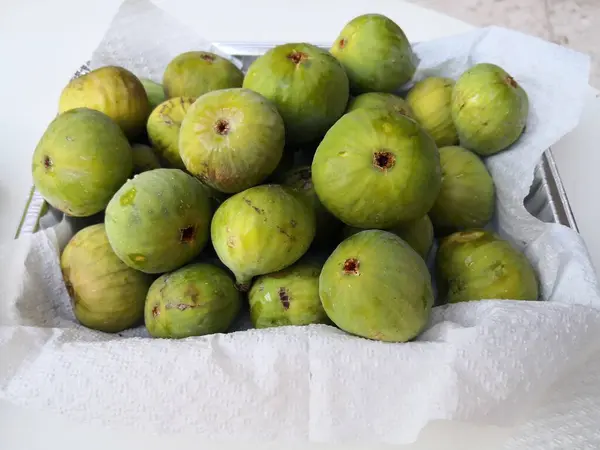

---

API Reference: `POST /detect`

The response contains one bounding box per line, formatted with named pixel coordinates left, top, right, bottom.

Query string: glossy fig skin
left=243, top=42, right=349, bottom=145
left=211, top=185, right=316, bottom=290
left=343, top=214, right=434, bottom=260
left=406, top=77, right=458, bottom=147
left=105, top=169, right=213, bottom=274
left=59, top=66, right=151, bottom=139
left=312, top=108, right=441, bottom=228
left=145, top=263, right=242, bottom=339
left=32, top=108, right=132, bottom=217
left=346, top=92, right=414, bottom=119
left=436, top=230, right=539, bottom=303
left=179, top=88, right=285, bottom=194
left=429, top=146, right=495, bottom=234
left=320, top=230, right=433, bottom=342
left=248, top=260, right=328, bottom=329
left=330, top=14, right=417, bottom=93
left=162, top=51, right=244, bottom=99
left=60, top=224, right=153, bottom=333
left=451, top=63, right=529, bottom=156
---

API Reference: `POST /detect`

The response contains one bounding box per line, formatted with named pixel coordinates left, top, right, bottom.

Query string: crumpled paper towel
left=2, top=0, right=600, bottom=446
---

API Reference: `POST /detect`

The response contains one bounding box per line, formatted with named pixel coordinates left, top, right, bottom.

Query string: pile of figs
left=32, top=14, right=539, bottom=342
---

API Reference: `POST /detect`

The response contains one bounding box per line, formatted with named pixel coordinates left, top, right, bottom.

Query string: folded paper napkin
left=2, top=0, right=600, bottom=447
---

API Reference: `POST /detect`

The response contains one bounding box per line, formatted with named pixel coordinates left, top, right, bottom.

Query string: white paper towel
left=2, top=0, right=600, bottom=446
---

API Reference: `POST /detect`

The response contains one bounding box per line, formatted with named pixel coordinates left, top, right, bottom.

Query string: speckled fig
left=248, top=259, right=328, bottom=329
left=312, top=108, right=441, bottom=228
left=406, top=77, right=458, bottom=147
left=60, top=224, right=153, bottom=332
left=140, top=78, right=166, bottom=110
left=280, top=165, right=341, bottom=247
left=179, top=88, right=285, bottom=193
left=429, top=146, right=495, bottom=234
left=343, top=214, right=434, bottom=259
left=211, top=184, right=316, bottom=290
left=320, top=230, right=433, bottom=342
left=32, top=108, right=132, bottom=217
left=145, top=263, right=241, bottom=338
left=132, top=143, right=161, bottom=174
left=346, top=92, right=414, bottom=119
left=436, top=230, right=539, bottom=303
left=163, top=51, right=244, bottom=99
left=105, top=168, right=212, bottom=274
left=330, top=14, right=417, bottom=93
left=451, top=63, right=529, bottom=155
left=59, top=66, right=151, bottom=138
left=147, top=96, right=195, bottom=170
left=243, top=43, right=349, bottom=144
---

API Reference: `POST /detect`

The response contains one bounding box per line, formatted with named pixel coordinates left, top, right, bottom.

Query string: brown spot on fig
left=244, top=198, right=264, bottom=214
left=343, top=258, right=360, bottom=275
left=43, top=155, right=53, bottom=170
left=227, top=236, right=236, bottom=248
left=201, top=53, right=216, bottom=62
left=152, top=306, right=160, bottom=317
left=185, top=284, right=200, bottom=302
left=180, top=225, right=196, bottom=243
left=290, top=219, right=297, bottom=228
left=165, top=303, right=199, bottom=311
left=339, top=38, right=347, bottom=49
left=64, top=279, right=74, bottom=297
left=277, top=226, right=295, bottom=241
left=373, top=151, right=395, bottom=171
left=214, top=119, right=230, bottom=135
left=506, top=76, right=518, bottom=88
left=278, top=287, right=290, bottom=310
left=287, top=50, right=308, bottom=65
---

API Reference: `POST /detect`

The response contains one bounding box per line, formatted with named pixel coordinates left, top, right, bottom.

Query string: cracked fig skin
left=319, top=230, right=433, bottom=342
left=105, top=168, right=213, bottom=274
left=145, top=263, right=242, bottom=339
left=436, top=230, right=539, bottom=303
left=61, top=224, right=152, bottom=333
left=451, top=63, right=529, bottom=156
left=179, top=88, right=285, bottom=194
left=312, top=108, right=441, bottom=228
left=211, top=185, right=316, bottom=290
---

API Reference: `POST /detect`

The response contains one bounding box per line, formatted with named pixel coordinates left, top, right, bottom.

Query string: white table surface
left=1, top=0, right=599, bottom=448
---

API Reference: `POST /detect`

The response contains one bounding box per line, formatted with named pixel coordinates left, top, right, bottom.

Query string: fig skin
left=451, top=63, right=529, bottom=156
left=429, top=146, right=495, bottom=234
left=330, top=14, right=417, bottom=93
left=32, top=108, right=132, bottom=217
left=312, top=108, right=441, bottom=228
left=436, top=230, right=539, bottom=303
left=145, top=263, right=242, bottom=339
left=105, top=168, right=213, bottom=274
left=140, top=78, right=166, bottom=110
left=406, top=77, right=458, bottom=147
left=343, top=214, right=434, bottom=260
left=163, top=51, right=243, bottom=99
left=59, top=66, right=151, bottom=139
left=147, top=96, right=195, bottom=170
left=179, top=88, right=285, bottom=194
left=248, top=260, right=328, bottom=329
left=346, top=92, right=415, bottom=119
left=211, top=184, right=316, bottom=290
left=61, top=224, right=153, bottom=333
left=243, top=42, right=349, bottom=145
left=320, top=230, right=433, bottom=342
left=131, top=143, right=161, bottom=174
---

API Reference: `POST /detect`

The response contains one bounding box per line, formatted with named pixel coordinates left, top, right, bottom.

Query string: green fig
left=243, top=42, right=349, bottom=144
left=59, top=66, right=151, bottom=139
left=132, top=143, right=161, bottom=174
left=346, top=92, right=414, bottom=119
left=436, top=230, right=539, bottom=303
left=312, top=108, right=441, bottom=228
left=147, top=96, right=195, bottom=170
left=429, top=146, right=495, bottom=234
left=330, top=14, right=417, bottom=93
left=406, top=77, right=458, bottom=147
left=162, top=51, right=244, bottom=99
left=61, top=224, right=153, bottom=333
left=145, top=263, right=241, bottom=338
left=32, top=108, right=132, bottom=217
left=140, top=78, right=167, bottom=110
left=179, top=88, right=285, bottom=194
left=343, top=214, right=434, bottom=259
left=451, top=63, right=529, bottom=155
left=211, top=185, right=316, bottom=290
left=248, top=259, right=328, bottom=329
left=105, top=168, right=213, bottom=274
left=320, top=230, right=433, bottom=342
